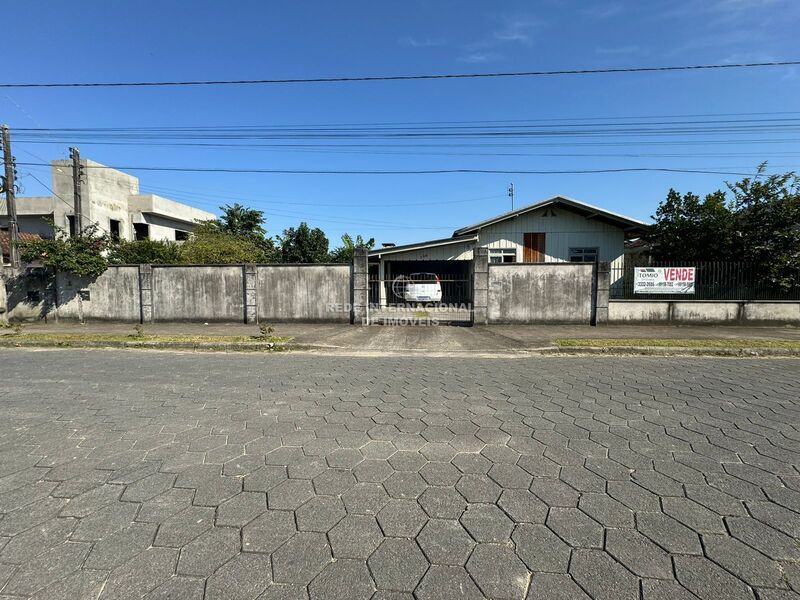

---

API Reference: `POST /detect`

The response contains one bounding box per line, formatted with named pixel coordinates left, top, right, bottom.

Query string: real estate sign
left=634, top=267, right=696, bottom=294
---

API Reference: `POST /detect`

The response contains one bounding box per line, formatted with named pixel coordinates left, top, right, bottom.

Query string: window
left=109, top=219, right=121, bottom=240
left=67, top=215, right=76, bottom=237
left=569, top=247, right=599, bottom=263
left=133, top=223, right=150, bottom=241
left=489, top=248, right=516, bottom=263
left=175, top=230, right=190, bottom=241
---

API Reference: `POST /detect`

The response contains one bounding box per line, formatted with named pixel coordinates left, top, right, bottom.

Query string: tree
left=279, top=222, right=329, bottom=263
left=648, top=165, right=800, bottom=290
left=218, top=203, right=267, bottom=239
left=329, top=233, right=375, bottom=263
left=726, top=165, right=800, bottom=289
left=17, top=223, right=111, bottom=277
left=180, top=221, right=271, bottom=264
left=108, top=239, right=182, bottom=265
left=648, top=189, right=735, bottom=261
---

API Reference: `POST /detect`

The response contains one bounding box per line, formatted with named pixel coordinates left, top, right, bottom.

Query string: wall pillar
left=473, top=247, right=489, bottom=325
left=244, top=264, right=258, bottom=324
left=138, top=264, right=153, bottom=324
left=0, top=263, right=7, bottom=324
left=594, top=261, right=610, bottom=326
left=352, top=248, right=368, bottom=324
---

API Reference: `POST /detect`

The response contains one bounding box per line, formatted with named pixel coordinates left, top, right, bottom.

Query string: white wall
left=477, top=207, right=625, bottom=267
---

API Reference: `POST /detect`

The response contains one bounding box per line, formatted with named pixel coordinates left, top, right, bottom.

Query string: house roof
left=368, top=234, right=477, bottom=257
left=453, top=195, right=649, bottom=236
left=0, top=231, right=41, bottom=261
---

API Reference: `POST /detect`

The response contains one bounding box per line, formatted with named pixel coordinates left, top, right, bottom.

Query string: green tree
left=648, top=189, right=735, bottom=261
left=648, top=165, right=800, bottom=290
left=217, top=203, right=265, bottom=237
left=329, top=233, right=376, bottom=263
left=108, top=239, right=183, bottom=264
left=213, top=203, right=277, bottom=260
left=17, top=223, right=111, bottom=277
left=279, top=222, right=330, bottom=263
left=179, top=221, right=270, bottom=264
left=726, top=165, right=800, bottom=289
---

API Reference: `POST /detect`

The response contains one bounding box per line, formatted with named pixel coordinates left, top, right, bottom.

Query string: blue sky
left=4, top=0, right=800, bottom=246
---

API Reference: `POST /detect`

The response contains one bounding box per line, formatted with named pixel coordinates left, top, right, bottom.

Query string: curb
left=549, top=345, right=800, bottom=357
left=0, top=339, right=798, bottom=357
left=0, top=339, right=291, bottom=352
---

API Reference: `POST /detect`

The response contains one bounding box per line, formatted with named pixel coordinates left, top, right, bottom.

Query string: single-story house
left=368, top=195, right=649, bottom=306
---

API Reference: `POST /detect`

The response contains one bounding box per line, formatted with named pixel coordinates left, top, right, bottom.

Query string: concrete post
left=352, top=248, right=368, bottom=324
left=244, top=264, right=258, bottom=324
left=138, top=264, right=153, bottom=324
left=473, top=247, right=489, bottom=325
left=594, top=261, right=610, bottom=326
left=0, top=263, right=7, bottom=324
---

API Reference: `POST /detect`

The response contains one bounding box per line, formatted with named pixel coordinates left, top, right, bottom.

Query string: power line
left=12, top=162, right=769, bottom=176
left=2, top=60, right=799, bottom=89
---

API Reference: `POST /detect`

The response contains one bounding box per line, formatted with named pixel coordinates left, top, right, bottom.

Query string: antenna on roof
left=507, top=183, right=514, bottom=210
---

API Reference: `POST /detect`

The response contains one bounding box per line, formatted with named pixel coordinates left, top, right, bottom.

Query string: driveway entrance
left=368, top=259, right=472, bottom=325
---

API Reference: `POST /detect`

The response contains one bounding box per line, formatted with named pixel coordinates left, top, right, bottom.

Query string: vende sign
left=634, top=267, right=696, bottom=294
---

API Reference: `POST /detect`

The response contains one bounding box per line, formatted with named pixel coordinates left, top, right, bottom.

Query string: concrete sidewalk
left=3, top=321, right=798, bottom=354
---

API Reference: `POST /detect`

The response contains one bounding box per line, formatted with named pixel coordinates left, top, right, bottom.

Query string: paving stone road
left=0, top=350, right=799, bottom=599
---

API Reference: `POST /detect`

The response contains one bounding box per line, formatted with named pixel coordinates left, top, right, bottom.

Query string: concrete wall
left=55, top=268, right=141, bottom=321
left=609, top=300, right=800, bottom=324
left=488, top=263, right=595, bottom=323
left=3, top=263, right=356, bottom=323
left=257, top=264, right=351, bottom=322
left=152, top=266, right=245, bottom=322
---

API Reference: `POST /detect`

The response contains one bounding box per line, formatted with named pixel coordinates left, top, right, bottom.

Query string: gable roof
left=369, top=234, right=477, bottom=257
left=453, top=195, right=649, bottom=236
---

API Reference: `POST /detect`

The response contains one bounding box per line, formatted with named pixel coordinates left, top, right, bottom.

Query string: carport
left=368, top=236, right=476, bottom=324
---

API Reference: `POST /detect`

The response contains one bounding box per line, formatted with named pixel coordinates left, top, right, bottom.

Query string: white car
left=395, top=273, right=443, bottom=303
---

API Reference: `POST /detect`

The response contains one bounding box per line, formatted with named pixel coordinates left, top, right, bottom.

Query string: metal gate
left=367, top=274, right=473, bottom=325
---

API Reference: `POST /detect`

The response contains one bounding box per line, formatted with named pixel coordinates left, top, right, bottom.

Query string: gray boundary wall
left=3, top=263, right=353, bottom=323
left=609, top=300, right=800, bottom=324
left=487, top=262, right=595, bottom=324
left=257, top=264, right=351, bottom=322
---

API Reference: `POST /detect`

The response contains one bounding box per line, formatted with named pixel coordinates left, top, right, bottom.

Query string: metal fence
left=368, top=277, right=472, bottom=307
left=610, top=261, right=800, bottom=301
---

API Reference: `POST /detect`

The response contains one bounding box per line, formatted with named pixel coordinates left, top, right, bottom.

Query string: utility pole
left=507, top=182, right=515, bottom=211
left=1, top=125, right=20, bottom=268
left=70, top=147, right=82, bottom=236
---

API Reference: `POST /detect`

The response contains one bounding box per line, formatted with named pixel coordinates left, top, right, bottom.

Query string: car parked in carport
left=395, top=273, right=443, bottom=303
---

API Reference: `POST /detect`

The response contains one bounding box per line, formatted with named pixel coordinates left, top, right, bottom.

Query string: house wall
left=487, top=263, right=595, bottom=323
left=52, top=159, right=138, bottom=239
left=477, top=207, right=625, bottom=267
left=373, top=207, right=625, bottom=269
left=8, top=163, right=214, bottom=242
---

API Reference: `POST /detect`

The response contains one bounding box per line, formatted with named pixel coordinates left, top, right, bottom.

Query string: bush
left=17, top=224, right=111, bottom=278
left=108, top=239, right=183, bottom=264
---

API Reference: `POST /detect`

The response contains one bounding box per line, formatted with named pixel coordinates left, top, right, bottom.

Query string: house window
left=134, top=223, right=150, bottom=241
left=109, top=219, right=121, bottom=240
left=175, top=230, right=190, bottom=241
left=489, top=248, right=517, bottom=263
left=67, top=215, right=76, bottom=237
left=569, top=247, right=599, bottom=263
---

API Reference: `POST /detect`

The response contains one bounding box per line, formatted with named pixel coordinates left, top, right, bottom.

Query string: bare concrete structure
left=0, top=159, right=214, bottom=244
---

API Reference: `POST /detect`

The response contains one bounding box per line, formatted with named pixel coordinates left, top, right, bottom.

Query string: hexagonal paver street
left=0, top=350, right=799, bottom=600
